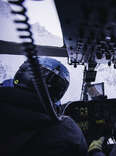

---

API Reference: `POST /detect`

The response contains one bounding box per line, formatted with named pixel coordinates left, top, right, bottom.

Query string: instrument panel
left=63, top=99, right=116, bottom=143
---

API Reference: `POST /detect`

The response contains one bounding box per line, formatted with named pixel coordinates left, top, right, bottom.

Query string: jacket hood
left=0, top=87, right=55, bottom=153
left=0, top=87, right=54, bottom=128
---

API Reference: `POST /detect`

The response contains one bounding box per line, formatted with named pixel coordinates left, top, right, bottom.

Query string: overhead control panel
left=55, top=0, right=116, bottom=67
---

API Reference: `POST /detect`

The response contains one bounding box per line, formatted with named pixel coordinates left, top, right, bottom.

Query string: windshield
left=1, top=54, right=116, bottom=103
left=0, top=55, right=84, bottom=104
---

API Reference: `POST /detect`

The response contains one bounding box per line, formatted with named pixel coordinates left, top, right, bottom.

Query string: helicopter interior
left=1, top=0, right=116, bottom=152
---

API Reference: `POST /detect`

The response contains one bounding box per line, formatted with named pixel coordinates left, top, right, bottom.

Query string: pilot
left=0, top=57, right=88, bottom=155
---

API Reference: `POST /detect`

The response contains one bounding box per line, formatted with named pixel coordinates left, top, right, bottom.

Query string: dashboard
left=63, top=99, right=116, bottom=143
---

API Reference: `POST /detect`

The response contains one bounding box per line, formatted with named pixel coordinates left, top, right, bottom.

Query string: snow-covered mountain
left=32, top=23, right=62, bottom=47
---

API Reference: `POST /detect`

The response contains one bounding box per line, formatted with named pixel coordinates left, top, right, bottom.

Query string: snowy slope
left=32, top=23, right=62, bottom=47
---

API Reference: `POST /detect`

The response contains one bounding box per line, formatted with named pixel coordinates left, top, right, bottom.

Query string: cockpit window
left=95, top=64, right=116, bottom=99
left=0, top=55, right=83, bottom=104
left=1, top=55, right=116, bottom=103
left=0, top=0, right=63, bottom=47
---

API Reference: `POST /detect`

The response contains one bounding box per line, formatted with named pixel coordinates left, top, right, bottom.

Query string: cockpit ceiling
left=55, top=0, right=116, bottom=65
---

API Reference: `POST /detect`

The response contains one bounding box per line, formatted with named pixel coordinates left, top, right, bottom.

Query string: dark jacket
left=109, top=145, right=116, bottom=156
left=0, top=87, right=88, bottom=156
left=89, top=151, right=106, bottom=156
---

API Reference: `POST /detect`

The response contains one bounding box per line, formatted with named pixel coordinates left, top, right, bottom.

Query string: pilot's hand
left=88, top=137, right=105, bottom=152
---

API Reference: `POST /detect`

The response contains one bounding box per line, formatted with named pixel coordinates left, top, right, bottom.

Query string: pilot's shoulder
left=60, top=115, right=83, bottom=135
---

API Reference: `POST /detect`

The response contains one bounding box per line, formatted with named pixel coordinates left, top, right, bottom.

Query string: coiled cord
left=8, top=0, right=59, bottom=121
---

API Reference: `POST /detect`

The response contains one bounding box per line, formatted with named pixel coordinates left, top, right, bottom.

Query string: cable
left=8, top=0, right=59, bottom=121
left=80, top=66, right=88, bottom=101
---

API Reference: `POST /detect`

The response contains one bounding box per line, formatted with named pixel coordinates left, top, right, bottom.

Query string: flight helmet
left=13, top=57, right=70, bottom=103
